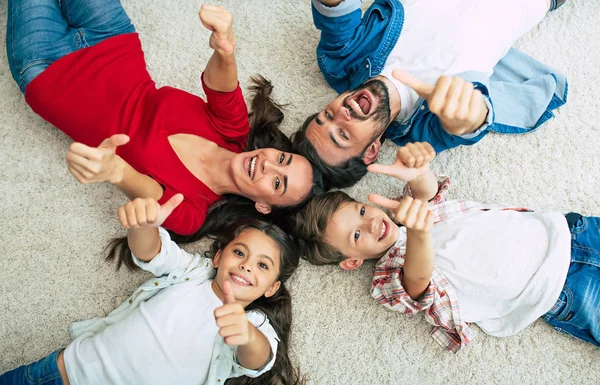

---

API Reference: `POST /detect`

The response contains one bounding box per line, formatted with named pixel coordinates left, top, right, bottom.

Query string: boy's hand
left=66, top=134, right=130, bottom=184
left=199, top=4, right=235, bottom=55
left=393, top=70, right=488, bottom=136
left=368, top=142, right=435, bottom=182
left=118, top=194, right=184, bottom=229
left=368, top=195, right=434, bottom=233
left=215, top=280, right=256, bottom=346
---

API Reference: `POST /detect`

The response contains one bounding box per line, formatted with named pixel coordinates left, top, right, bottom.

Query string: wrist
left=406, top=228, right=431, bottom=239
left=110, top=156, right=126, bottom=184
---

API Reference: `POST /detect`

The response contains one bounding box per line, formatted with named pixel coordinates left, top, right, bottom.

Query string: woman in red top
left=7, top=0, right=323, bottom=236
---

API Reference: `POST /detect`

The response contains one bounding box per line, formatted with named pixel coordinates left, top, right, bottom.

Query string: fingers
left=398, top=142, right=435, bottom=169
left=392, top=70, right=434, bottom=99
left=68, top=142, right=103, bottom=162
left=159, top=193, right=184, bottom=219
left=98, top=134, right=130, bottom=150
left=367, top=163, right=399, bottom=178
left=118, top=198, right=161, bottom=229
left=398, top=198, right=433, bottom=232
left=221, top=279, right=236, bottom=304
left=368, top=194, right=401, bottom=211
left=199, top=4, right=233, bottom=33
left=214, top=303, right=249, bottom=346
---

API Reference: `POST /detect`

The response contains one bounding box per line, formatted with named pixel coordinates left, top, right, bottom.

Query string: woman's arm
left=66, top=134, right=163, bottom=201
left=200, top=5, right=238, bottom=93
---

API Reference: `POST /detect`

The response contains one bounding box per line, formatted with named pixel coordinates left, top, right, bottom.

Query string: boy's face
left=325, top=202, right=400, bottom=268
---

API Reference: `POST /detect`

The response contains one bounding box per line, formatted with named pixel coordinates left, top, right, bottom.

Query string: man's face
left=306, top=78, right=392, bottom=165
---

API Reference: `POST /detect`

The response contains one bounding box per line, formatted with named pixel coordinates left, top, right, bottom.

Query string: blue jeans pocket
left=545, top=287, right=573, bottom=322
left=24, top=350, right=63, bottom=385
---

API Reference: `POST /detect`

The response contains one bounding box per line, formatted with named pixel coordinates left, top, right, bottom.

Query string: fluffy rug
left=1, top=1, right=598, bottom=384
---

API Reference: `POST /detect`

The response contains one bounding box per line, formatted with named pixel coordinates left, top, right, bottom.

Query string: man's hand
left=118, top=194, right=184, bottom=229
left=199, top=4, right=235, bottom=55
left=393, top=70, right=488, bottom=136
left=66, top=134, right=130, bottom=184
left=367, top=142, right=435, bottom=183
left=368, top=195, right=434, bottom=234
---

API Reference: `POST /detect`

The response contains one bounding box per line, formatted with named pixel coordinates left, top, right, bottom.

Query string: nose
left=239, top=263, right=251, bottom=273
left=337, top=105, right=352, bottom=122
left=363, top=216, right=378, bottom=235
left=262, top=158, right=284, bottom=174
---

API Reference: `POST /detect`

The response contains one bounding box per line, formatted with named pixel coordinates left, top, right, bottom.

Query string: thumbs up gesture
left=214, top=280, right=254, bottom=346
left=368, top=142, right=435, bottom=183
left=66, top=134, right=130, bottom=184
left=118, top=194, right=184, bottom=229
left=199, top=4, right=236, bottom=55
left=368, top=195, right=434, bottom=233
left=393, top=70, right=489, bottom=136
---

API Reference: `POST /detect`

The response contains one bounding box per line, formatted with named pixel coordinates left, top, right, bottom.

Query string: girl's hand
left=368, top=142, right=435, bottom=182
left=118, top=194, right=184, bottom=229
left=66, top=134, right=130, bottom=184
left=215, top=280, right=256, bottom=346
left=368, top=195, right=434, bottom=233
left=199, top=4, right=235, bottom=55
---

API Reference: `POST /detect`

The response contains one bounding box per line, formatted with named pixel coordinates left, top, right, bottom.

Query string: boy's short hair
left=295, top=191, right=357, bottom=265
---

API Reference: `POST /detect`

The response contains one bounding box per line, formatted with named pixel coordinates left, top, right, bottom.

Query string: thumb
left=367, top=163, right=400, bottom=178
left=368, top=194, right=401, bottom=211
left=157, top=193, right=184, bottom=225
left=222, top=279, right=236, bottom=304
left=99, top=134, right=130, bottom=149
left=392, top=70, right=434, bottom=99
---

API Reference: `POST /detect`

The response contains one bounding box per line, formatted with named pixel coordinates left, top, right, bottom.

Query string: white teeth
left=231, top=274, right=250, bottom=285
left=379, top=222, right=387, bottom=241
left=349, top=98, right=363, bottom=115
left=249, top=157, right=256, bottom=179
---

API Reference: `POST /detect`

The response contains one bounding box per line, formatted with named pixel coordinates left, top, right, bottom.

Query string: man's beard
left=343, top=78, right=392, bottom=139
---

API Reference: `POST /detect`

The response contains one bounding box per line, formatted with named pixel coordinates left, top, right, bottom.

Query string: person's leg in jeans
left=0, top=350, right=64, bottom=385
left=542, top=214, right=600, bottom=346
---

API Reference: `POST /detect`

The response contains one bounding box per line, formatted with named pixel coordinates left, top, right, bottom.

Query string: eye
left=354, top=230, right=361, bottom=241
left=275, top=177, right=281, bottom=190
left=325, top=110, right=333, bottom=120
left=360, top=206, right=365, bottom=216
left=234, top=249, right=244, bottom=257
left=279, top=153, right=285, bottom=164
left=340, top=130, right=349, bottom=140
left=259, top=262, right=269, bottom=270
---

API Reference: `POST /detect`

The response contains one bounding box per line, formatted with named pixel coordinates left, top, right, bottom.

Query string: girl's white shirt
left=64, top=228, right=278, bottom=385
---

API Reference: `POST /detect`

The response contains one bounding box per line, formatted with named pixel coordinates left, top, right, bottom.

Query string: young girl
left=295, top=142, right=600, bottom=352
left=0, top=195, right=303, bottom=385
left=7, top=0, right=323, bottom=236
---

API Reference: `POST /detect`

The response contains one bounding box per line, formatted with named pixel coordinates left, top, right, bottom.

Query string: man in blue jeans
left=291, top=0, right=568, bottom=189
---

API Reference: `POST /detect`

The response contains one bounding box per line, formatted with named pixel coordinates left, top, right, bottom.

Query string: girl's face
left=231, top=148, right=314, bottom=213
left=213, top=228, right=282, bottom=307
left=325, top=202, right=400, bottom=263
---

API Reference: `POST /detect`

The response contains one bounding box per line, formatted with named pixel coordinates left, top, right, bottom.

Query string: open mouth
left=230, top=273, right=252, bottom=286
left=246, top=156, right=257, bottom=180
left=347, top=90, right=374, bottom=117
left=378, top=220, right=389, bottom=242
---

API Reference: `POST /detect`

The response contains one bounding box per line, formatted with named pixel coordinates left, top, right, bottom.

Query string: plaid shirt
left=370, top=175, right=531, bottom=353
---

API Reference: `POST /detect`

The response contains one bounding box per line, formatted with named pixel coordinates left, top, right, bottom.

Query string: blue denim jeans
left=542, top=214, right=600, bottom=346
left=0, top=350, right=64, bottom=385
left=6, top=0, right=135, bottom=94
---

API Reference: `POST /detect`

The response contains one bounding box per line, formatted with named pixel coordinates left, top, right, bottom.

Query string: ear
left=361, top=138, right=382, bottom=164
left=264, top=280, right=281, bottom=298
left=339, top=257, right=364, bottom=271
left=212, top=250, right=223, bottom=268
left=255, top=202, right=272, bottom=215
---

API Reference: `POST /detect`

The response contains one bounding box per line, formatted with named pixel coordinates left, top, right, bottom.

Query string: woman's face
left=231, top=148, right=314, bottom=213
left=212, top=228, right=282, bottom=307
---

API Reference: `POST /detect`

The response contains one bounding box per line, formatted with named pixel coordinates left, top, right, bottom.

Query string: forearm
left=203, top=52, right=238, bottom=93
left=236, top=323, right=272, bottom=370
left=113, top=157, right=163, bottom=201
left=127, top=227, right=162, bottom=262
left=402, top=230, right=434, bottom=300
left=407, top=169, right=438, bottom=202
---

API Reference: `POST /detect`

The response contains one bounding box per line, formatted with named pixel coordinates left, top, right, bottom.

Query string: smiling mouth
left=230, top=273, right=252, bottom=286
left=247, top=156, right=257, bottom=180
left=346, top=91, right=373, bottom=117
left=378, top=220, right=389, bottom=242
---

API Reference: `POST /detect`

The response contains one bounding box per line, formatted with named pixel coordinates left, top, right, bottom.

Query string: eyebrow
left=314, top=113, right=344, bottom=149
left=233, top=242, right=276, bottom=267
left=280, top=154, right=293, bottom=196
left=259, top=254, right=276, bottom=267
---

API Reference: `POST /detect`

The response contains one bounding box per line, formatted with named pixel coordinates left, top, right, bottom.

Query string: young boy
left=295, top=142, right=599, bottom=352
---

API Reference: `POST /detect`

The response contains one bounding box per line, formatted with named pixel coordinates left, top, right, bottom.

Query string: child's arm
left=66, top=134, right=163, bottom=201
left=200, top=5, right=238, bottom=93
left=215, top=281, right=272, bottom=370
left=368, top=195, right=435, bottom=300
left=368, top=142, right=438, bottom=202
left=119, top=194, right=184, bottom=262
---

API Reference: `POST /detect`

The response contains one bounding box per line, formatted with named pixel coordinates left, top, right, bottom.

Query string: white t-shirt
left=64, top=279, right=264, bottom=385
left=430, top=210, right=571, bottom=336
left=381, top=0, right=548, bottom=121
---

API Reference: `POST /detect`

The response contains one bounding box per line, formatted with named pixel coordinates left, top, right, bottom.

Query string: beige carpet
left=1, top=1, right=599, bottom=384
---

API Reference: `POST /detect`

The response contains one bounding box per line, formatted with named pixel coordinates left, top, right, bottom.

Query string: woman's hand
left=66, top=134, right=130, bottom=184
left=118, top=194, right=184, bottom=229
left=200, top=4, right=235, bottom=55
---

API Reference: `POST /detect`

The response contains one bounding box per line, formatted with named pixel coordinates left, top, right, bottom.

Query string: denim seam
left=571, top=217, right=589, bottom=234
left=19, top=59, right=54, bottom=75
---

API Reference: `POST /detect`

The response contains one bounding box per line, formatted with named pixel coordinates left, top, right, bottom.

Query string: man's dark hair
left=290, top=113, right=369, bottom=190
